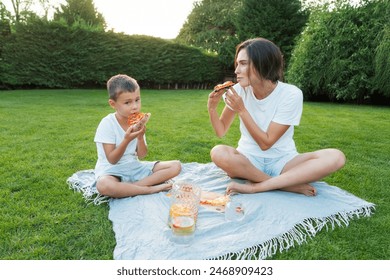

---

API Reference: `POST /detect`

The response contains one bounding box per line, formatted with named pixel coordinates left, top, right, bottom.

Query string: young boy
left=94, top=74, right=181, bottom=198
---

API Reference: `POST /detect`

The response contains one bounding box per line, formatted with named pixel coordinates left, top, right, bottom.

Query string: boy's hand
left=136, top=125, right=146, bottom=140
left=150, top=182, right=173, bottom=194
left=124, top=125, right=145, bottom=141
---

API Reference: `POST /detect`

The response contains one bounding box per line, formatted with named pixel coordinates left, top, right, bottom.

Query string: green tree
left=53, top=0, right=106, bottom=30
left=7, top=0, right=35, bottom=23
left=176, top=0, right=242, bottom=69
left=177, top=0, right=308, bottom=70
left=36, top=0, right=52, bottom=20
left=0, top=2, right=11, bottom=87
left=236, top=0, right=308, bottom=66
left=0, top=2, right=11, bottom=35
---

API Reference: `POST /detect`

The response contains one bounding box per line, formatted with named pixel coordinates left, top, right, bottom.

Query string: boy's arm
left=103, top=127, right=144, bottom=164
left=136, top=126, right=147, bottom=159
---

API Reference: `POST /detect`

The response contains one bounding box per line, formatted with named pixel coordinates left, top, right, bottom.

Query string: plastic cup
left=225, top=198, right=245, bottom=222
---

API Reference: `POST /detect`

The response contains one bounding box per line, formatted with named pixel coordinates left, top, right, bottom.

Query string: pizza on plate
left=200, top=195, right=230, bottom=207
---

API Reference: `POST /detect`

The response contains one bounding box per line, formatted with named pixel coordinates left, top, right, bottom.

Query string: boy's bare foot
left=151, top=182, right=173, bottom=193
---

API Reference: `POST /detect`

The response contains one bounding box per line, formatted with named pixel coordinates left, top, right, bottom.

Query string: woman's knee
left=319, top=148, right=346, bottom=170
left=330, top=148, right=346, bottom=170
left=171, top=160, right=182, bottom=175
left=210, top=145, right=229, bottom=164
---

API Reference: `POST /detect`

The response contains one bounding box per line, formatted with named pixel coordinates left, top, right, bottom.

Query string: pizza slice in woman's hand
left=127, top=112, right=151, bottom=131
left=211, top=81, right=235, bottom=98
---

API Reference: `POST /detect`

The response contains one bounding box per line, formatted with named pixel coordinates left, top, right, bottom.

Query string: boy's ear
left=108, top=99, right=116, bottom=109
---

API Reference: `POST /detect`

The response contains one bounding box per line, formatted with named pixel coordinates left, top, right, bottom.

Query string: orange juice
left=169, top=203, right=192, bottom=218
left=169, top=203, right=197, bottom=235
left=171, top=216, right=195, bottom=235
left=167, top=182, right=200, bottom=238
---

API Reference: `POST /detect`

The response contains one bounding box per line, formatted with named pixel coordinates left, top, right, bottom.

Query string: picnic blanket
left=67, top=162, right=375, bottom=260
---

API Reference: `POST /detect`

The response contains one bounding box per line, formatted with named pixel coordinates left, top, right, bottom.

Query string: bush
left=287, top=0, right=389, bottom=103
left=374, top=25, right=390, bottom=97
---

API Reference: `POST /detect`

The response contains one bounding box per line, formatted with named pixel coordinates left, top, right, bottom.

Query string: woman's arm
left=225, top=89, right=290, bottom=150
left=208, top=91, right=236, bottom=137
left=239, top=111, right=290, bottom=150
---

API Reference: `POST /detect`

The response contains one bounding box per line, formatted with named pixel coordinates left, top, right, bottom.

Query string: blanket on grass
left=67, top=162, right=375, bottom=260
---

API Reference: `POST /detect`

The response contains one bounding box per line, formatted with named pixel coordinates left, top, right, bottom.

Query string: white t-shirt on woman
left=226, top=81, right=303, bottom=159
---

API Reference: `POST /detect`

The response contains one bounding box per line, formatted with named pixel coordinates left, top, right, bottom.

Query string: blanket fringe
left=209, top=204, right=375, bottom=260
left=66, top=169, right=110, bottom=205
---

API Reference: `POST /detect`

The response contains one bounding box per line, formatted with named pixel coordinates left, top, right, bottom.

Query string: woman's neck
left=252, top=80, right=278, bottom=100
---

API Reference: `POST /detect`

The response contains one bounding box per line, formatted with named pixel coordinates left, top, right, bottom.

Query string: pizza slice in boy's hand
left=213, top=81, right=235, bottom=97
left=127, top=112, right=151, bottom=131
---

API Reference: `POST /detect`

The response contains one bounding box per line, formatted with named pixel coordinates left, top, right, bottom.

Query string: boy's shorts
left=97, top=160, right=159, bottom=183
left=242, top=152, right=298, bottom=177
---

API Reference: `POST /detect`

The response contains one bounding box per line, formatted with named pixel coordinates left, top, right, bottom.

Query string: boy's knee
left=96, top=177, right=113, bottom=196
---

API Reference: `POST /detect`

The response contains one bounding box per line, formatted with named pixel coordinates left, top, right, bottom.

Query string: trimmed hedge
left=0, top=19, right=223, bottom=89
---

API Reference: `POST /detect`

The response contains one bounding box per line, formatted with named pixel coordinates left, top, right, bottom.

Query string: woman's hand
left=224, top=88, right=246, bottom=114
left=208, top=88, right=237, bottom=138
left=208, top=90, right=223, bottom=110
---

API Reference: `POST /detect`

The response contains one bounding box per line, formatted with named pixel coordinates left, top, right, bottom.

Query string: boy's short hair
left=107, top=74, right=139, bottom=100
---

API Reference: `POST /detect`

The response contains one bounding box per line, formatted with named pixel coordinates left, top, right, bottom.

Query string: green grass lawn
left=0, top=89, right=389, bottom=260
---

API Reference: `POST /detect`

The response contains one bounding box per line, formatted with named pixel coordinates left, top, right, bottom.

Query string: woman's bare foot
left=226, top=182, right=254, bottom=195
left=279, top=184, right=317, bottom=196
left=226, top=181, right=316, bottom=196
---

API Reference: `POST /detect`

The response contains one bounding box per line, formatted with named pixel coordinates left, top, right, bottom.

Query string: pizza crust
left=213, top=81, right=235, bottom=95
left=201, top=195, right=230, bottom=207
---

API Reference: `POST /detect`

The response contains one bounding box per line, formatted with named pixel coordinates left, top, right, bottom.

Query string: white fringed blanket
left=67, top=162, right=375, bottom=260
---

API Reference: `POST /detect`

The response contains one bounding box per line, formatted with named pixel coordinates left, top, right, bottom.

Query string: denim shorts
left=243, top=152, right=298, bottom=177
left=97, top=160, right=159, bottom=183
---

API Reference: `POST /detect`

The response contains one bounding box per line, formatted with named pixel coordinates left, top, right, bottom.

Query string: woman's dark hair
left=235, top=38, right=284, bottom=82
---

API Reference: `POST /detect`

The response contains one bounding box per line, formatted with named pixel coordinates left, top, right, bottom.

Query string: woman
left=208, top=38, right=345, bottom=196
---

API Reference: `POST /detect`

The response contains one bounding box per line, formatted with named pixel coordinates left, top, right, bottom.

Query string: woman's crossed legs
left=210, top=145, right=345, bottom=196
